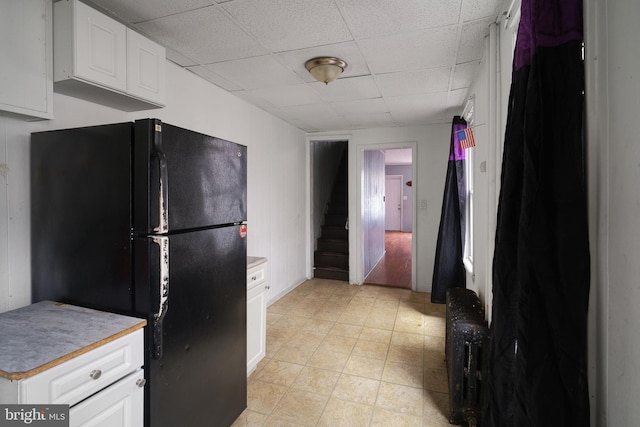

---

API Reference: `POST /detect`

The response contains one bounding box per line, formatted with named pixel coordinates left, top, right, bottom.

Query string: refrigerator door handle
left=152, top=124, right=169, bottom=234
left=151, top=235, right=169, bottom=359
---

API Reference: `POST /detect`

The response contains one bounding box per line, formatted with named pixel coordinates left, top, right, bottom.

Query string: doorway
left=309, top=140, right=349, bottom=281
left=385, top=175, right=403, bottom=231
left=362, top=148, right=414, bottom=289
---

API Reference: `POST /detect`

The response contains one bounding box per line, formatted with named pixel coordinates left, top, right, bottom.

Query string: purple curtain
left=431, top=116, right=467, bottom=304
left=483, top=0, right=590, bottom=426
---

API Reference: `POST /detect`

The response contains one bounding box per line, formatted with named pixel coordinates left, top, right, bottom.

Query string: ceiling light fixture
left=304, top=57, right=347, bottom=84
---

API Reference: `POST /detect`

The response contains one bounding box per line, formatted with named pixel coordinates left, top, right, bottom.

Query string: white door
left=385, top=175, right=403, bottom=231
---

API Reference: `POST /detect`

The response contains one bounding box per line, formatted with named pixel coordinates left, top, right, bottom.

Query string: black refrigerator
left=31, top=119, right=247, bottom=427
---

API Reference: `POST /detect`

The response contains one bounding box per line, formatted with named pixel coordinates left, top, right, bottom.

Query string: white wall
left=0, top=61, right=308, bottom=313
left=458, top=19, right=516, bottom=320
left=311, top=125, right=449, bottom=292
left=361, top=149, right=386, bottom=277
left=585, top=0, right=640, bottom=425
left=464, top=37, right=490, bottom=306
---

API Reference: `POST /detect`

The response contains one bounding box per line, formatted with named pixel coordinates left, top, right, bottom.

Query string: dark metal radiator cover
left=445, top=287, right=489, bottom=426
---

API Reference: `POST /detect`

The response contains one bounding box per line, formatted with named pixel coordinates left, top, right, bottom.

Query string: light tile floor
left=232, top=279, right=451, bottom=427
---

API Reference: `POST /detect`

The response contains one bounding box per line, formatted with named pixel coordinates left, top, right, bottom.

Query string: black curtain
left=483, top=0, right=590, bottom=426
left=431, top=116, right=467, bottom=304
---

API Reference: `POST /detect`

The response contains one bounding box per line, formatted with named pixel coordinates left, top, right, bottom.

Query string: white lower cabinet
left=0, top=329, right=145, bottom=426
left=247, top=260, right=268, bottom=375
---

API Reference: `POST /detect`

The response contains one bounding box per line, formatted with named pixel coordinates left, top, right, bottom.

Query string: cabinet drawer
left=247, top=266, right=266, bottom=290
left=69, top=369, right=144, bottom=427
left=21, top=329, right=143, bottom=406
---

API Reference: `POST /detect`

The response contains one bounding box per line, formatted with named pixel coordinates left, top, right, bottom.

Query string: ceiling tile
left=330, top=98, right=388, bottom=115
left=204, top=55, right=304, bottom=90
left=232, top=90, right=278, bottom=109
left=386, top=93, right=449, bottom=125
left=87, top=0, right=215, bottom=23
left=456, top=18, right=494, bottom=63
left=276, top=42, right=370, bottom=82
left=267, top=104, right=346, bottom=129
left=79, top=0, right=505, bottom=133
left=304, top=115, right=354, bottom=132
left=359, top=26, right=459, bottom=74
left=222, top=0, right=353, bottom=52
left=452, top=61, right=480, bottom=90
left=271, top=103, right=335, bottom=120
left=447, top=88, right=471, bottom=109
left=286, top=120, right=320, bottom=133
left=136, top=6, right=266, bottom=64
left=163, top=46, right=198, bottom=67
left=310, top=76, right=380, bottom=102
left=461, top=0, right=504, bottom=22
left=246, top=84, right=323, bottom=107
left=375, top=67, right=452, bottom=97
left=344, top=112, right=396, bottom=129
left=186, top=65, right=243, bottom=91
left=336, top=0, right=462, bottom=38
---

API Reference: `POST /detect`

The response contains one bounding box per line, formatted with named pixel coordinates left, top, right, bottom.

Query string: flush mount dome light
left=305, top=57, right=347, bottom=84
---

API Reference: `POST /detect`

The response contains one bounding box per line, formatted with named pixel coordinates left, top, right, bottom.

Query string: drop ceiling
left=85, top=0, right=508, bottom=133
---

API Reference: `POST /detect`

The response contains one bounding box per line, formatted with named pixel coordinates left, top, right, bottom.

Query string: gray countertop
left=247, top=256, right=267, bottom=270
left=0, top=301, right=146, bottom=380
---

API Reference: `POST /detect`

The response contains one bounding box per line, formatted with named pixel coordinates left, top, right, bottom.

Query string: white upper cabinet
left=0, top=0, right=54, bottom=120
left=127, top=28, right=166, bottom=105
left=54, top=0, right=166, bottom=110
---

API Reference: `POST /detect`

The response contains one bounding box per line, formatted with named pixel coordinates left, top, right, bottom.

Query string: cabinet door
left=247, top=283, right=266, bottom=375
left=74, top=0, right=126, bottom=91
left=0, top=0, right=53, bottom=119
left=127, top=29, right=165, bottom=105
left=69, top=370, right=144, bottom=427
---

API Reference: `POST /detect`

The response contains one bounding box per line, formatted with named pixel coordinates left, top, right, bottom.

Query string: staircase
left=314, top=152, right=349, bottom=281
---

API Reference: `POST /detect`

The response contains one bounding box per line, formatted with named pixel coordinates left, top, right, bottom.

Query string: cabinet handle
left=89, top=369, right=102, bottom=380
left=251, top=276, right=257, bottom=281
left=136, top=378, right=147, bottom=388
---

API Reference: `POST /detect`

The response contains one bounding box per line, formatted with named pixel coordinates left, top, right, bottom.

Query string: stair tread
left=315, top=251, right=349, bottom=256
left=315, top=266, right=349, bottom=272
left=316, top=146, right=348, bottom=282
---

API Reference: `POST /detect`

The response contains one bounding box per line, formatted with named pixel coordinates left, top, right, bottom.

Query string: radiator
left=445, top=287, right=489, bottom=426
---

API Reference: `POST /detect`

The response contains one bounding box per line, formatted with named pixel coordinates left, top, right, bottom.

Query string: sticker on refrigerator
left=239, top=224, right=247, bottom=238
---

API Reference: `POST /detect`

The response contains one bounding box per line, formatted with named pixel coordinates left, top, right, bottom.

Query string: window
left=462, top=99, right=474, bottom=276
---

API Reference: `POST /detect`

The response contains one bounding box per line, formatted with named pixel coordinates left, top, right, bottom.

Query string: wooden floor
left=364, top=231, right=412, bottom=289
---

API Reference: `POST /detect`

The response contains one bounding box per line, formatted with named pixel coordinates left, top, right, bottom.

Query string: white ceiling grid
left=86, top=0, right=507, bottom=132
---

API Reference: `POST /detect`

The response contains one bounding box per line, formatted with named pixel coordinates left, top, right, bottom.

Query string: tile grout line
left=244, top=280, right=448, bottom=426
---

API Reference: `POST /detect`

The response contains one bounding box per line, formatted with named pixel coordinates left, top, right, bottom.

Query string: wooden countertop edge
left=0, top=320, right=147, bottom=381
